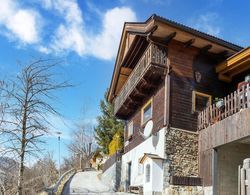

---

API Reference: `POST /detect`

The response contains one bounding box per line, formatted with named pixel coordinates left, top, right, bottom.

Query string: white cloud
left=190, top=13, right=221, bottom=36
left=39, top=0, right=86, bottom=56
left=0, top=0, right=42, bottom=44
left=39, top=0, right=137, bottom=60
left=0, top=0, right=137, bottom=60
left=88, top=7, right=137, bottom=60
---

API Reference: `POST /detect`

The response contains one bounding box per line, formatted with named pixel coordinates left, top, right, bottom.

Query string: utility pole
left=56, top=131, right=62, bottom=178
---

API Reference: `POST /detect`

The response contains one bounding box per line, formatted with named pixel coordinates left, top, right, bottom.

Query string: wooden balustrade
left=198, top=83, right=250, bottom=130
left=114, top=43, right=167, bottom=115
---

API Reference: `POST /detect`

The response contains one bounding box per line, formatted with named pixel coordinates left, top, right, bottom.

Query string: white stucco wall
left=204, top=186, right=213, bottom=195
left=152, top=160, right=163, bottom=192
left=143, top=158, right=164, bottom=195
left=121, top=127, right=166, bottom=192
left=143, top=159, right=153, bottom=194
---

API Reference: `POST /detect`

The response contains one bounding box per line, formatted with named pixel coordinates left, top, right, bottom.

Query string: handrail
left=198, top=83, right=250, bottom=130
left=46, top=168, right=76, bottom=194
left=114, top=43, right=167, bottom=114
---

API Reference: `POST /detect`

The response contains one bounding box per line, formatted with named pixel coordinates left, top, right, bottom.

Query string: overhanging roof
left=216, top=47, right=250, bottom=82
left=108, top=14, right=243, bottom=102
left=139, top=153, right=165, bottom=164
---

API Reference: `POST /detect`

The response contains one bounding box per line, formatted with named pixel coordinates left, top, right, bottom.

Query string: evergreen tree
left=94, top=90, right=124, bottom=154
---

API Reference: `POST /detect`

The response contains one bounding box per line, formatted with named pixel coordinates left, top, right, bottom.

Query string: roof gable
left=108, top=14, right=243, bottom=102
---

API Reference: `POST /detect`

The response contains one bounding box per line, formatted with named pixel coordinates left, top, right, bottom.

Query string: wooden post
left=164, top=57, right=170, bottom=127
left=247, top=84, right=250, bottom=108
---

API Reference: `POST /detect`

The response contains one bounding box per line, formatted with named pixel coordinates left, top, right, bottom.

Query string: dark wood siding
left=168, top=41, right=198, bottom=131
left=193, top=53, right=230, bottom=97
left=168, top=40, right=229, bottom=131
left=124, top=81, right=165, bottom=153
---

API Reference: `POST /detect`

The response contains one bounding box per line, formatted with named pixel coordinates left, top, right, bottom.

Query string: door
left=127, top=162, right=132, bottom=187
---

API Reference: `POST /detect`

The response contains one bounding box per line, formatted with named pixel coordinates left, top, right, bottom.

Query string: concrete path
left=62, top=171, right=129, bottom=195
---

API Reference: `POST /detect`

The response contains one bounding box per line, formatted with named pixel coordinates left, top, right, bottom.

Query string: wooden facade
left=108, top=14, right=249, bottom=190
left=124, top=81, right=165, bottom=153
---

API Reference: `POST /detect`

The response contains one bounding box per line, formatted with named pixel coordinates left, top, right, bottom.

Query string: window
left=138, top=159, right=144, bottom=175
left=192, top=91, right=212, bottom=113
left=127, top=121, right=133, bottom=139
left=141, top=99, right=153, bottom=125
left=145, top=164, right=150, bottom=183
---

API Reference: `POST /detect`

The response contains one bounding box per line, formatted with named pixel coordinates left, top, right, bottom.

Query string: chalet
left=107, top=14, right=250, bottom=195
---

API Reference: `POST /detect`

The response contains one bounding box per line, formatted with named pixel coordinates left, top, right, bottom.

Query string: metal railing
left=114, top=43, right=167, bottom=114
left=198, top=84, right=250, bottom=130
left=45, top=169, right=76, bottom=194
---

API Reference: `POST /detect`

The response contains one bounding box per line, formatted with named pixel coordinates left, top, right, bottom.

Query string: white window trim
left=127, top=121, right=133, bottom=139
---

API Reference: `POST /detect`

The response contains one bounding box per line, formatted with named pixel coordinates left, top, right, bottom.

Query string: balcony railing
left=114, top=43, right=167, bottom=115
left=198, top=83, right=250, bottom=130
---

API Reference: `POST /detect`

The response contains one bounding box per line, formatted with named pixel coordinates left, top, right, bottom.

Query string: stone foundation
left=164, top=128, right=199, bottom=192
left=165, top=185, right=203, bottom=195
left=165, top=128, right=199, bottom=177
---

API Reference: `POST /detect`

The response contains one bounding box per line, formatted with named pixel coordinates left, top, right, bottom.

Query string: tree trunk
left=17, top=123, right=26, bottom=195
left=17, top=149, right=25, bottom=195
left=18, top=96, right=28, bottom=195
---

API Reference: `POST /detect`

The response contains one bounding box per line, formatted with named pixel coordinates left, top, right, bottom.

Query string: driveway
left=62, top=171, right=116, bottom=195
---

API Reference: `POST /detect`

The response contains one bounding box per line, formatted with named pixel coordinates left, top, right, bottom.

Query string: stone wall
left=163, top=127, right=199, bottom=192
left=165, top=127, right=199, bottom=177
left=165, top=185, right=203, bottom=195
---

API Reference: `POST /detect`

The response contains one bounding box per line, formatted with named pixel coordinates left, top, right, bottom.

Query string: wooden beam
left=184, top=39, right=195, bottom=48
left=127, top=96, right=142, bottom=106
left=122, top=104, right=134, bottom=111
left=220, top=58, right=250, bottom=74
left=216, top=50, right=229, bottom=58
left=127, top=25, right=158, bottom=36
left=120, top=67, right=132, bottom=76
left=147, top=25, right=158, bottom=36
left=163, top=32, right=177, bottom=44
left=230, top=63, right=250, bottom=77
left=141, top=78, right=158, bottom=88
left=134, top=86, right=148, bottom=96
left=200, top=44, right=212, bottom=53
left=218, top=74, right=231, bottom=83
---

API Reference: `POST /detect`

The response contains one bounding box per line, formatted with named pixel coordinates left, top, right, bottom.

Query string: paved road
left=62, top=171, right=125, bottom=195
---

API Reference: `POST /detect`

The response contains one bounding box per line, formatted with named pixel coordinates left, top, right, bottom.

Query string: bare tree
left=0, top=59, right=70, bottom=195
left=26, top=152, right=58, bottom=187
left=68, top=123, right=96, bottom=170
left=61, top=155, right=78, bottom=172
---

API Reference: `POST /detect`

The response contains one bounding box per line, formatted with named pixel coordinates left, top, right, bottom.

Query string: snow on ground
left=62, top=171, right=132, bottom=195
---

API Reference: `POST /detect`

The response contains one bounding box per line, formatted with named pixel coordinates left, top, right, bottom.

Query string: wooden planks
left=114, top=43, right=167, bottom=116
left=198, top=84, right=250, bottom=130
left=170, top=176, right=203, bottom=186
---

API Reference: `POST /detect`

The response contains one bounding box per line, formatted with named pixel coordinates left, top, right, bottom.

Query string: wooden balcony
left=198, top=84, right=250, bottom=130
left=114, top=43, right=167, bottom=118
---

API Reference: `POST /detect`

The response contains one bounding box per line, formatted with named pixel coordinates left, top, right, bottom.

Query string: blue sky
left=0, top=0, right=249, bottom=166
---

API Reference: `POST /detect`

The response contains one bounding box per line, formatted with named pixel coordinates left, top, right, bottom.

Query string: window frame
left=138, top=159, right=144, bottom=175
left=145, top=164, right=151, bottom=183
left=192, top=91, right=212, bottom=113
left=141, top=98, right=153, bottom=126
left=127, top=121, right=133, bottom=140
